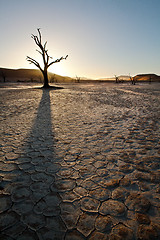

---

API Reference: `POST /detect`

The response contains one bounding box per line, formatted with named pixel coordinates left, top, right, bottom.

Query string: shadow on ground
left=0, top=89, right=66, bottom=239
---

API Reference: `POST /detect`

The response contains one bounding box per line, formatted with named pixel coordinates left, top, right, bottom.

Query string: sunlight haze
left=0, top=0, right=160, bottom=79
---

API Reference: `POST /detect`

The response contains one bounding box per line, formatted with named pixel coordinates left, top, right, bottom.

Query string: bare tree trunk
left=42, top=69, right=49, bottom=88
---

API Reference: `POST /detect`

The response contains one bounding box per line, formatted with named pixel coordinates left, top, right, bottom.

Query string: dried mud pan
left=0, top=82, right=160, bottom=239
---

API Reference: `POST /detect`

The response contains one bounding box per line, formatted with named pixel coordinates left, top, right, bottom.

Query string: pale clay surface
left=0, top=82, right=160, bottom=239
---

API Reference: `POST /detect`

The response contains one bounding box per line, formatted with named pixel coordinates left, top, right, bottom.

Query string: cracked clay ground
left=0, top=82, right=160, bottom=240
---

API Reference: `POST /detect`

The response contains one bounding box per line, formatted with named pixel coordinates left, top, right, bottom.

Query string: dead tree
left=75, top=76, right=80, bottom=83
left=27, top=28, right=68, bottom=88
left=130, top=76, right=135, bottom=85
left=115, top=75, right=119, bottom=83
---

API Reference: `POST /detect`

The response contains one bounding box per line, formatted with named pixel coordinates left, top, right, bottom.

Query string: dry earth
left=0, top=82, right=160, bottom=240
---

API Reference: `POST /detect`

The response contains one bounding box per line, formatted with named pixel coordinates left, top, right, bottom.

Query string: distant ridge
left=0, top=68, right=160, bottom=83
left=0, top=67, right=73, bottom=83
left=133, top=73, right=160, bottom=82
left=99, top=74, right=160, bottom=82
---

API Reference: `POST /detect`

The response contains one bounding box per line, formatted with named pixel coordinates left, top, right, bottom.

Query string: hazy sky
left=0, top=0, right=160, bottom=79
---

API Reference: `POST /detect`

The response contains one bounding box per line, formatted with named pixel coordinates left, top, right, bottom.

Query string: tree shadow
left=29, top=88, right=54, bottom=152
left=22, top=88, right=62, bottom=197
left=36, top=85, right=64, bottom=90
left=1, top=88, right=67, bottom=239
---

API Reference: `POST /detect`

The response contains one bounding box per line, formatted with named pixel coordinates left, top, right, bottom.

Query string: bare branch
left=26, top=56, right=43, bottom=72
left=26, top=56, right=39, bottom=66
left=37, top=28, right=42, bottom=43
left=31, top=30, right=44, bottom=52
left=48, top=55, right=68, bottom=68
left=36, top=49, right=43, bottom=56
left=45, top=51, right=50, bottom=65
left=44, top=41, right=47, bottom=50
left=31, top=34, right=39, bottom=46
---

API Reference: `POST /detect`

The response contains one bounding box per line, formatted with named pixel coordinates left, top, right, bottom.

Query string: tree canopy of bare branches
left=27, top=28, right=68, bottom=88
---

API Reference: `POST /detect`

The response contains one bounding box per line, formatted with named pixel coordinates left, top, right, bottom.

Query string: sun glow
left=49, top=63, right=68, bottom=77
left=28, top=54, right=69, bottom=77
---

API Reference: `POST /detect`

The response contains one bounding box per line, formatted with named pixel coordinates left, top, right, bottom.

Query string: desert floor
left=0, top=82, right=160, bottom=239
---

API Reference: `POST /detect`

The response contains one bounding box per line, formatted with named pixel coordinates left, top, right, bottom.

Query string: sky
left=0, top=0, right=160, bottom=79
